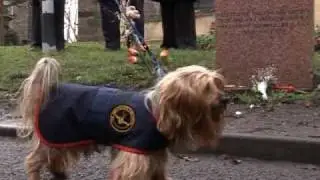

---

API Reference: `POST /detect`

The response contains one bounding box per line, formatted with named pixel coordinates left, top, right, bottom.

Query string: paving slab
left=0, top=137, right=319, bottom=180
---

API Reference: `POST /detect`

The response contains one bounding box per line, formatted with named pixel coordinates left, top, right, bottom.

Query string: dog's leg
left=48, top=155, right=68, bottom=180
left=109, top=148, right=120, bottom=180
left=151, top=170, right=166, bottom=180
left=25, top=143, right=45, bottom=180
left=151, top=157, right=171, bottom=180
left=25, top=153, right=42, bottom=180
left=110, top=149, right=168, bottom=180
left=110, top=150, right=149, bottom=180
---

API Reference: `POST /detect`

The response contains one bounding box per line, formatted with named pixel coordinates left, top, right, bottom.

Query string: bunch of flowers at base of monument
left=250, top=65, right=278, bottom=105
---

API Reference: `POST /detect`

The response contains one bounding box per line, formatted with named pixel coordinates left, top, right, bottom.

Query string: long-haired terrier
left=17, top=57, right=228, bottom=180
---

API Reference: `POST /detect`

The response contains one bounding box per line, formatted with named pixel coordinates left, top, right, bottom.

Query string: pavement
left=1, top=137, right=319, bottom=180
left=0, top=119, right=19, bottom=137
left=0, top=119, right=319, bottom=166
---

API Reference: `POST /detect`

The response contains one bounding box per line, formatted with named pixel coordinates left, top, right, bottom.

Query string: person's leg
left=98, top=0, right=120, bottom=50
left=31, top=0, right=42, bottom=48
left=174, top=1, right=197, bottom=49
left=128, top=0, right=144, bottom=38
left=54, top=0, right=66, bottom=51
left=159, top=2, right=177, bottom=49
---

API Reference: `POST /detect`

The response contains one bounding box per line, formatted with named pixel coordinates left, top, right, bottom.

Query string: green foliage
left=315, top=25, right=320, bottom=36
left=196, top=34, right=216, bottom=50
left=314, top=51, right=320, bottom=73
left=234, top=91, right=262, bottom=104
left=233, top=90, right=312, bottom=105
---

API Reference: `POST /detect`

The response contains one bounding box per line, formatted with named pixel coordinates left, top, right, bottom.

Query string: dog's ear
left=212, top=73, right=225, bottom=91
left=157, top=110, right=182, bottom=140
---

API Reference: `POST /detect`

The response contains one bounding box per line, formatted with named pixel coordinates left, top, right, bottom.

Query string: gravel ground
left=0, top=101, right=11, bottom=121
left=224, top=103, right=320, bottom=138
left=0, top=137, right=319, bottom=180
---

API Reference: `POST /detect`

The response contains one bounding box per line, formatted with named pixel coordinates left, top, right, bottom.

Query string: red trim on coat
left=112, top=144, right=147, bottom=154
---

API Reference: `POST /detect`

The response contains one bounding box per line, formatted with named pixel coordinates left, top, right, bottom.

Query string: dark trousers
left=160, top=1, right=196, bottom=49
left=98, top=0, right=144, bottom=50
left=31, top=0, right=65, bottom=50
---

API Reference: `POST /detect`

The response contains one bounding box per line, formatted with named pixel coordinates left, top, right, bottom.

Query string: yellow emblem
left=109, top=105, right=136, bottom=132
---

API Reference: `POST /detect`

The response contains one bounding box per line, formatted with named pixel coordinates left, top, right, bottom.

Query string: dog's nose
left=211, top=95, right=230, bottom=109
left=221, top=95, right=230, bottom=104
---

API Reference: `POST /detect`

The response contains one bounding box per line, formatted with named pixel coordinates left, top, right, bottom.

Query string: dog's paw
left=50, top=172, right=67, bottom=180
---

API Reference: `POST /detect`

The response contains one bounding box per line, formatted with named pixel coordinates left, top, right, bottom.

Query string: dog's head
left=150, top=65, right=228, bottom=151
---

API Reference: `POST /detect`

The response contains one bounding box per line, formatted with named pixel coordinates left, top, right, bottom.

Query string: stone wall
left=316, top=0, right=320, bottom=27
left=78, top=0, right=101, bottom=41
left=77, top=0, right=214, bottom=42
left=6, top=0, right=320, bottom=44
left=6, top=0, right=31, bottom=44
left=7, top=0, right=214, bottom=44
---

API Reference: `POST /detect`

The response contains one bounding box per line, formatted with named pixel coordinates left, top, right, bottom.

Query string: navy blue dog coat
left=35, top=83, right=168, bottom=154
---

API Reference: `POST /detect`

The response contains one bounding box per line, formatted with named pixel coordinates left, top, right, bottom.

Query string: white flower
left=251, top=66, right=277, bottom=101
left=257, top=81, right=268, bottom=100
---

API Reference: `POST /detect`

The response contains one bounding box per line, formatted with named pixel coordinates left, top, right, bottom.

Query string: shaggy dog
left=17, top=57, right=228, bottom=180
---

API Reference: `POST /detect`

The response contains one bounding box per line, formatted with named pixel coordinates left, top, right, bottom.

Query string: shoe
left=28, top=45, right=41, bottom=51
left=160, top=49, right=169, bottom=65
left=104, top=47, right=120, bottom=51
left=105, top=41, right=121, bottom=51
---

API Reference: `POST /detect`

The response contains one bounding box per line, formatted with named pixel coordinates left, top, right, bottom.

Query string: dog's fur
left=17, top=57, right=227, bottom=180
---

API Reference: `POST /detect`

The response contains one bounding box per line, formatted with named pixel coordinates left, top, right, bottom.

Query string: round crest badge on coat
left=109, top=105, right=136, bottom=132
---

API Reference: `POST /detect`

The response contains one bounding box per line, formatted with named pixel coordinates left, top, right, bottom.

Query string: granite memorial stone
left=215, top=0, right=314, bottom=89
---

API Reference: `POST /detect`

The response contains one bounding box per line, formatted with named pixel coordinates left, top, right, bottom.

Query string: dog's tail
left=17, top=57, right=60, bottom=138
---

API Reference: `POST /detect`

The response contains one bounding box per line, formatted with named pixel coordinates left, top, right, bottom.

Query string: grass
left=0, top=42, right=215, bottom=93
left=1, top=39, right=320, bottom=104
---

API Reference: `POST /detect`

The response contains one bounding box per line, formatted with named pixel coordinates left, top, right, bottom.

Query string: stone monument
left=215, top=0, right=314, bottom=90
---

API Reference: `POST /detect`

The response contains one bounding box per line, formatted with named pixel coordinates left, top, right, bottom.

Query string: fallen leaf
left=304, top=101, right=312, bottom=108
left=232, top=159, right=242, bottom=165
left=176, top=154, right=200, bottom=162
